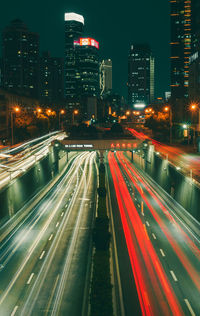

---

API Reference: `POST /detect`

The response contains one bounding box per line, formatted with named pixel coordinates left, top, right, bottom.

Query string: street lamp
left=59, top=110, right=65, bottom=130
left=190, top=103, right=200, bottom=133
left=72, top=109, right=79, bottom=125
left=164, top=106, right=172, bottom=144
left=11, top=107, right=20, bottom=146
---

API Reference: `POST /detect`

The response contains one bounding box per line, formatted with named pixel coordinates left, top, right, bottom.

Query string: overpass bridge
left=52, top=138, right=143, bottom=162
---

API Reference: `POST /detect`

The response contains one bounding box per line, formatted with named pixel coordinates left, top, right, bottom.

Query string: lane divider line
left=27, top=273, right=34, bottom=285
left=170, top=270, right=178, bottom=282
left=152, top=233, right=157, bottom=240
left=184, top=299, right=196, bottom=316
left=11, top=306, right=18, bottom=316
left=39, top=251, right=45, bottom=260
left=160, top=249, right=166, bottom=257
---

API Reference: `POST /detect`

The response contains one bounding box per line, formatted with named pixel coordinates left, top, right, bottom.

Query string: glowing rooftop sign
left=64, top=13, right=84, bottom=25
left=74, top=38, right=99, bottom=49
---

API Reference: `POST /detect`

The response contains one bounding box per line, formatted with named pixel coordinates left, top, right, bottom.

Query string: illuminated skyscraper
left=64, top=12, right=84, bottom=98
left=128, top=44, right=154, bottom=107
left=2, top=19, right=39, bottom=97
left=40, top=51, right=64, bottom=104
left=170, top=0, right=192, bottom=100
left=74, top=38, right=100, bottom=97
left=189, top=0, right=200, bottom=99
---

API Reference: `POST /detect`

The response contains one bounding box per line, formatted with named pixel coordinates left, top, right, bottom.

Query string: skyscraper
left=64, top=12, right=84, bottom=99
left=40, top=51, right=64, bottom=104
left=128, top=44, right=154, bottom=107
left=170, top=0, right=192, bottom=100
left=74, top=38, right=100, bottom=97
left=100, top=59, right=112, bottom=96
left=2, top=19, right=39, bottom=97
left=188, top=0, right=200, bottom=99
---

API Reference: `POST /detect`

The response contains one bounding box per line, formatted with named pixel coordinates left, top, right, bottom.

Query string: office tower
left=170, top=0, right=192, bottom=100
left=100, top=59, right=112, bottom=96
left=74, top=38, right=100, bottom=97
left=189, top=0, right=200, bottom=99
left=128, top=44, right=154, bottom=107
left=2, top=19, right=39, bottom=97
left=40, top=51, right=64, bottom=104
left=64, top=12, right=84, bottom=99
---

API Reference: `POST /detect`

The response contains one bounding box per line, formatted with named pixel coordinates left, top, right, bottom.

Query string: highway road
left=128, top=128, right=200, bottom=182
left=107, top=151, right=200, bottom=316
left=0, top=151, right=97, bottom=315
left=0, top=132, right=65, bottom=190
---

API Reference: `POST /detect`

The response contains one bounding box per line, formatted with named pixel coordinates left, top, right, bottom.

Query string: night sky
left=1, top=0, right=170, bottom=100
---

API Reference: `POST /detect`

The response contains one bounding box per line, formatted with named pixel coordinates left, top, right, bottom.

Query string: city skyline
left=0, top=0, right=170, bottom=99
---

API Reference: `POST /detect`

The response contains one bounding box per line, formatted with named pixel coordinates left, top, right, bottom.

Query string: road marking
left=39, top=251, right=45, bottom=260
left=27, top=273, right=34, bottom=285
left=170, top=270, right=178, bottom=282
left=56, top=222, right=59, bottom=228
left=146, top=221, right=150, bottom=227
left=45, top=274, right=60, bottom=316
left=11, top=306, right=18, bottom=316
left=152, top=233, right=157, bottom=240
left=61, top=212, right=64, bottom=217
left=184, top=299, right=196, bottom=316
left=49, top=234, right=53, bottom=241
left=160, top=249, right=165, bottom=257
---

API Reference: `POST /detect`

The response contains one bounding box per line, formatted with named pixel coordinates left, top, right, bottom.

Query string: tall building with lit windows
left=40, top=51, right=64, bottom=104
left=170, top=0, right=192, bottom=100
left=74, top=38, right=100, bottom=97
left=2, top=19, right=39, bottom=97
left=188, top=0, right=200, bottom=99
left=64, top=12, right=84, bottom=99
left=128, top=44, right=154, bottom=107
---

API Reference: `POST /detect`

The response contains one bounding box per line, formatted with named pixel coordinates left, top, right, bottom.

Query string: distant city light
left=134, top=103, right=146, bottom=109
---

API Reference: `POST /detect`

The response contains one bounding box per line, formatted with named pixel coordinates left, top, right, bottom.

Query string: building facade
left=74, top=37, right=100, bottom=97
left=99, top=59, right=112, bottom=96
left=189, top=0, right=200, bottom=100
left=2, top=19, right=39, bottom=97
left=40, top=51, right=64, bottom=104
left=170, top=0, right=192, bottom=100
left=64, top=12, right=84, bottom=99
left=128, top=44, right=154, bottom=107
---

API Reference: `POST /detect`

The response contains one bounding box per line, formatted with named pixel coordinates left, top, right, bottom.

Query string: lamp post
left=72, top=109, right=78, bottom=125
left=59, top=110, right=65, bottom=130
left=164, top=106, right=172, bottom=144
left=11, top=107, right=20, bottom=146
left=190, top=103, right=200, bottom=134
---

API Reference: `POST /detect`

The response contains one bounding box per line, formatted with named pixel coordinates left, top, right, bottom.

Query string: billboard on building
left=74, top=38, right=99, bottom=49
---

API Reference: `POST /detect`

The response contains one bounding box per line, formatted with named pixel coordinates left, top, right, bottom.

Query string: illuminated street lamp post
left=190, top=103, right=200, bottom=134
left=72, top=109, right=79, bottom=125
left=59, top=110, right=65, bottom=130
left=164, top=106, right=172, bottom=144
left=11, top=107, right=20, bottom=146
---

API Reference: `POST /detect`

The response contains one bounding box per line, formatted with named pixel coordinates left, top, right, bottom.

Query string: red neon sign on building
left=74, top=38, right=99, bottom=49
